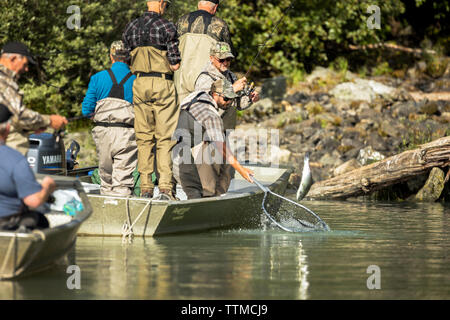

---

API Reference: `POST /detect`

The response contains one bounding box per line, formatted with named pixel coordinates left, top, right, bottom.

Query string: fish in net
left=254, top=178, right=329, bottom=232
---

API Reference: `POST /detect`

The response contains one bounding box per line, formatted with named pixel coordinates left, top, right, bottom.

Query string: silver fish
left=296, top=152, right=313, bottom=201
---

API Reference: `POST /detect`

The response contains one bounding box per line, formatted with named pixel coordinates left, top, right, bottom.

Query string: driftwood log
left=308, top=136, right=450, bottom=200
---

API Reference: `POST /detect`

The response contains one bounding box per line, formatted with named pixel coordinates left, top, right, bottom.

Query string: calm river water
left=1, top=200, right=449, bottom=300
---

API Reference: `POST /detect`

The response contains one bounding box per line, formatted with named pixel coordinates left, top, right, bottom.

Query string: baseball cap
left=210, top=42, right=234, bottom=60
left=0, top=103, right=13, bottom=124
left=211, top=79, right=238, bottom=99
left=110, top=40, right=129, bottom=58
left=1, top=42, right=36, bottom=65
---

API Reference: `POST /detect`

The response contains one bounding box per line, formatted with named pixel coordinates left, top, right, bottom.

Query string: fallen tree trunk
left=348, top=43, right=437, bottom=56
left=308, top=136, right=450, bottom=200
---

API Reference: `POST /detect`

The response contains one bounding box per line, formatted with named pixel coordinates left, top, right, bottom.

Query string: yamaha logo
left=42, top=155, right=62, bottom=165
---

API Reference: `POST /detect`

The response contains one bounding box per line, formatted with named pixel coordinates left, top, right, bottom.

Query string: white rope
left=121, top=200, right=152, bottom=243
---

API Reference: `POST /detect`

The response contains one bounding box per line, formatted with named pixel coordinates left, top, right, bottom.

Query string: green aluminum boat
left=0, top=176, right=92, bottom=280
left=77, top=165, right=293, bottom=238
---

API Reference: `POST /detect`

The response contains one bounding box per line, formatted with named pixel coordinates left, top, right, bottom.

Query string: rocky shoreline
left=237, top=60, right=450, bottom=202
left=65, top=58, right=450, bottom=202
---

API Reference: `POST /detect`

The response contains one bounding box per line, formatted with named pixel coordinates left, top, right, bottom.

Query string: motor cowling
left=27, top=133, right=66, bottom=174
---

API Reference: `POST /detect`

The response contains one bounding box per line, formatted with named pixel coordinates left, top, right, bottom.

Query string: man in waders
left=173, top=79, right=254, bottom=199
left=175, top=0, right=234, bottom=103
left=0, top=103, right=55, bottom=231
left=82, top=41, right=137, bottom=196
left=123, top=0, right=181, bottom=200
left=0, top=42, right=68, bottom=155
left=195, top=42, right=260, bottom=131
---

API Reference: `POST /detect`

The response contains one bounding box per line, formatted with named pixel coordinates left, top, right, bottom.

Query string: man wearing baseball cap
left=0, top=41, right=68, bottom=155
left=0, top=103, right=56, bottom=231
left=175, top=0, right=235, bottom=102
left=173, top=79, right=254, bottom=199
left=195, top=41, right=259, bottom=131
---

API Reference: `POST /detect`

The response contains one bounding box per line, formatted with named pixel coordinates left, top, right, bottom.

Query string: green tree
left=0, top=0, right=409, bottom=119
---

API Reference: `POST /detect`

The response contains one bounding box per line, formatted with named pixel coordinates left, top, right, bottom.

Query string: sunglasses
left=217, top=57, right=232, bottom=63
left=218, top=94, right=232, bottom=102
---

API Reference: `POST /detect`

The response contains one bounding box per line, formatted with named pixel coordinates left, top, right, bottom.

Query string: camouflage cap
left=110, top=40, right=129, bottom=58
left=211, top=79, right=238, bottom=99
left=210, top=42, right=234, bottom=60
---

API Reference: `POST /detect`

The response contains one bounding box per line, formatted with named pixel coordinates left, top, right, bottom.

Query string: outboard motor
left=27, top=132, right=66, bottom=175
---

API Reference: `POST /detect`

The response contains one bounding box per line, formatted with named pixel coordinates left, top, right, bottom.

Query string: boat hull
left=0, top=177, right=92, bottom=280
left=78, top=165, right=292, bottom=237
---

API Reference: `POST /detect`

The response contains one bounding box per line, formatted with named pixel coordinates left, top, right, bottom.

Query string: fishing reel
left=238, top=81, right=255, bottom=98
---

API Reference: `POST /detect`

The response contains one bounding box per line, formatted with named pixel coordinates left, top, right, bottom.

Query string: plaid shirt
left=122, top=12, right=181, bottom=66
left=181, top=91, right=225, bottom=143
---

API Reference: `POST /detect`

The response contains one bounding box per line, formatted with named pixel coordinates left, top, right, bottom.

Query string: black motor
left=26, top=132, right=80, bottom=174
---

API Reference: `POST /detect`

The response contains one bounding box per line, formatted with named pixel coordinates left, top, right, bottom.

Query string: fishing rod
left=244, top=2, right=295, bottom=79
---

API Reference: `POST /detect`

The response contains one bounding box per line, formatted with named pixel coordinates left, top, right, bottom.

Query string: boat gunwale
left=84, top=164, right=293, bottom=206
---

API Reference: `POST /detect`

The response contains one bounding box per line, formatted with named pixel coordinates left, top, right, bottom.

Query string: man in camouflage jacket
left=174, top=0, right=235, bottom=102
left=177, top=0, right=235, bottom=54
left=0, top=42, right=67, bottom=155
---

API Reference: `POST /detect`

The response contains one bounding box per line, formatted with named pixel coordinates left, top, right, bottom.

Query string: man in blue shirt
left=82, top=41, right=138, bottom=196
left=0, top=103, right=56, bottom=231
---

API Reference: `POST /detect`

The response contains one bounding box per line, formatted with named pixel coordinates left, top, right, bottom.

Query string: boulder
left=319, top=150, right=343, bottom=167
left=269, top=145, right=291, bottom=164
left=261, top=76, right=287, bottom=101
left=357, top=146, right=385, bottom=165
left=333, top=158, right=361, bottom=176
left=392, top=101, right=417, bottom=118
left=250, top=98, right=274, bottom=117
left=305, top=67, right=339, bottom=84
left=330, top=79, right=396, bottom=103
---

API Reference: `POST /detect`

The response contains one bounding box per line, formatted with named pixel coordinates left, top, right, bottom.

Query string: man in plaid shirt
left=173, top=79, right=254, bottom=199
left=122, top=0, right=181, bottom=200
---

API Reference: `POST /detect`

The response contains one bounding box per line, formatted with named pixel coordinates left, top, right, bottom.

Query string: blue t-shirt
left=0, top=145, right=42, bottom=218
left=81, top=62, right=136, bottom=116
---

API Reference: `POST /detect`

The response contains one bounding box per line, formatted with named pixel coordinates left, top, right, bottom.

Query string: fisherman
left=195, top=42, right=260, bottom=131
left=173, top=79, right=254, bottom=199
left=0, top=103, right=55, bottom=231
left=122, top=0, right=181, bottom=200
left=0, top=41, right=68, bottom=155
left=82, top=41, right=137, bottom=196
left=175, top=0, right=234, bottom=102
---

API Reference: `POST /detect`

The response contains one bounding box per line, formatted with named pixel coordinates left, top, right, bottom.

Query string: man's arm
left=213, top=141, right=254, bottom=183
left=165, top=21, right=182, bottom=70
left=23, top=176, right=56, bottom=209
left=81, top=75, right=98, bottom=117
left=13, top=158, right=56, bottom=209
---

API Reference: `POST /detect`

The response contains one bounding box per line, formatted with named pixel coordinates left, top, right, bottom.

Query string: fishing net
left=254, top=179, right=329, bottom=232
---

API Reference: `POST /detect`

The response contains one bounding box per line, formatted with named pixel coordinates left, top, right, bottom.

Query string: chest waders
left=173, top=92, right=231, bottom=199
left=174, top=15, right=217, bottom=103
left=91, top=69, right=138, bottom=196
left=131, top=15, right=179, bottom=192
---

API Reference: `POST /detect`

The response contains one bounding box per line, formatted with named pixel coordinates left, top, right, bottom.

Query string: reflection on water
left=0, top=200, right=449, bottom=300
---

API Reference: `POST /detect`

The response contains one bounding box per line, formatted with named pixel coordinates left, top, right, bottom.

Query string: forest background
left=0, top=0, right=448, bottom=119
